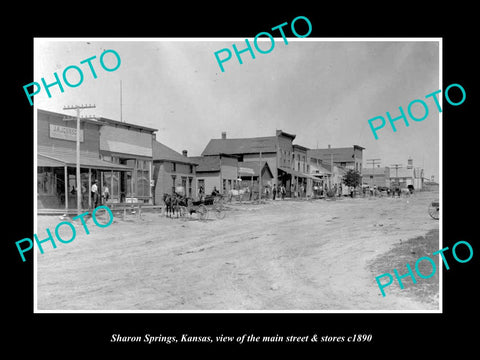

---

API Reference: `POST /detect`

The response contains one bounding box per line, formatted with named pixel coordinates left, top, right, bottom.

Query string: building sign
left=49, top=124, right=84, bottom=142
left=239, top=167, right=255, bottom=175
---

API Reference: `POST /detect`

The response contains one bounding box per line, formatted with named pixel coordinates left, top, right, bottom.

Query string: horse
left=173, top=194, right=191, bottom=218
left=163, top=193, right=173, bottom=217
left=227, top=188, right=248, bottom=202
left=400, top=188, right=411, bottom=197
left=163, top=193, right=183, bottom=217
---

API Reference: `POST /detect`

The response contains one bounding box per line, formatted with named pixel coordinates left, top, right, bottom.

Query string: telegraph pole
left=120, top=80, right=123, bottom=122
left=366, top=158, right=381, bottom=188
left=259, top=151, right=262, bottom=199
left=390, top=163, right=403, bottom=188
left=63, top=104, right=96, bottom=215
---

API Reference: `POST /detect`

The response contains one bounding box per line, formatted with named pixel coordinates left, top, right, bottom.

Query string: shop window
left=126, top=172, right=132, bottom=197
left=136, top=160, right=150, bottom=197
left=181, top=176, right=187, bottom=194
left=68, top=174, right=76, bottom=194
left=38, top=167, right=55, bottom=195
left=137, top=177, right=149, bottom=197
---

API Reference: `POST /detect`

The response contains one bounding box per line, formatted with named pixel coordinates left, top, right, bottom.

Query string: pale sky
left=34, top=38, right=440, bottom=180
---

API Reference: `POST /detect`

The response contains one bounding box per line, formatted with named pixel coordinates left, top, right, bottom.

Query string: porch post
left=88, top=168, right=92, bottom=208
left=111, top=170, right=114, bottom=202
left=64, top=165, right=68, bottom=212
left=100, top=171, right=104, bottom=204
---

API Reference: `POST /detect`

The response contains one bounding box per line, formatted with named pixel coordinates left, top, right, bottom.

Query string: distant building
left=201, top=130, right=315, bottom=197
left=307, top=145, right=365, bottom=173
left=291, top=144, right=310, bottom=197
left=152, top=141, right=198, bottom=205
left=390, top=160, right=424, bottom=190
left=190, top=154, right=239, bottom=196
left=238, top=161, right=274, bottom=194
left=321, top=163, right=348, bottom=193
left=362, top=166, right=390, bottom=188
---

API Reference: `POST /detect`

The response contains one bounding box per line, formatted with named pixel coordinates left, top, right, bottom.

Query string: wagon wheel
left=214, top=201, right=226, bottom=212
left=428, top=202, right=439, bottom=220
left=215, top=208, right=225, bottom=219
left=214, top=196, right=225, bottom=207
left=197, top=204, right=208, bottom=220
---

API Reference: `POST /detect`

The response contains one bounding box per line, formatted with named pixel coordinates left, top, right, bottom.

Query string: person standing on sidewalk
left=91, top=179, right=99, bottom=208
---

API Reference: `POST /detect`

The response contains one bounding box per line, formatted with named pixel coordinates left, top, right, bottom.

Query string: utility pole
left=120, top=80, right=123, bottom=122
left=63, top=104, right=96, bottom=215
left=259, top=151, right=262, bottom=199
left=366, top=158, right=381, bottom=188
left=390, top=163, right=403, bottom=188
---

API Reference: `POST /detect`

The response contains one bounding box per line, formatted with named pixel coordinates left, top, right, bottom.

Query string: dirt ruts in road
left=36, top=192, right=439, bottom=311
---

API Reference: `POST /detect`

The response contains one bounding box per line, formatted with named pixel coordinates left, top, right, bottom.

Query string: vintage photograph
left=33, top=38, right=441, bottom=311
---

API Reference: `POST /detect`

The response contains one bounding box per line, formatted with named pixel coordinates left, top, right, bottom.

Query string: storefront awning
left=38, top=152, right=133, bottom=171
left=278, top=167, right=318, bottom=180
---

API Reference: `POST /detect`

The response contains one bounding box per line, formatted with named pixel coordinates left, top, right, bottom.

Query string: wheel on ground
left=215, top=209, right=225, bottom=219
left=428, top=202, right=439, bottom=220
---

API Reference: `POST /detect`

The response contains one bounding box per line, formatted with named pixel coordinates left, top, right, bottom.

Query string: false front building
left=201, top=130, right=314, bottom=197
left=307, top=145, right=364, bottom=174
left=37, top=109, right=134, bottom=213
left=152, top=141, right=198, bottom=204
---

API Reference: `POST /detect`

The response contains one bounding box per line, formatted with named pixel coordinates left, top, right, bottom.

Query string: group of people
left=271, top=184, right=287, bottom=200
left=70, top=179, right=110, bottom=208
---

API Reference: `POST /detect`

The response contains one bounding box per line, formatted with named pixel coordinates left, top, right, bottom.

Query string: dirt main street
left=36, top=190, right=440, bottom=311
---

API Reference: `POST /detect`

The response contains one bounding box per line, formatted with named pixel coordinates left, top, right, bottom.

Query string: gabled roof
left=202, top=136, right=278, bottom=156
left=238, top=161, right=273, bottom=177
left=189, top=156, right=221, bottom=172
left=152, top=140, right=198, bottom=165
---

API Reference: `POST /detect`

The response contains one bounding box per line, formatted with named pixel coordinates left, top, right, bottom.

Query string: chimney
left=407, top=158, right=413, bottom=169
left=182, top=150, right=188, bottom=157
left=276, top=129, right=282, bottom=136
left=221, top=131, right=227, bottom=139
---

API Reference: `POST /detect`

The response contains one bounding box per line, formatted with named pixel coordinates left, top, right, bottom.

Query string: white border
left=33, top=37, right=442, bottom=314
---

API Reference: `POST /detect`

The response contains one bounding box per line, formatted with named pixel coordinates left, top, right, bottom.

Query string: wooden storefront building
left=37, top=109, right=132, bottom=213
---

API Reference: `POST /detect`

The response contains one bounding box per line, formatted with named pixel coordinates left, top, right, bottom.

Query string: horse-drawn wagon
left=163, top=187, right=226, bottom=220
